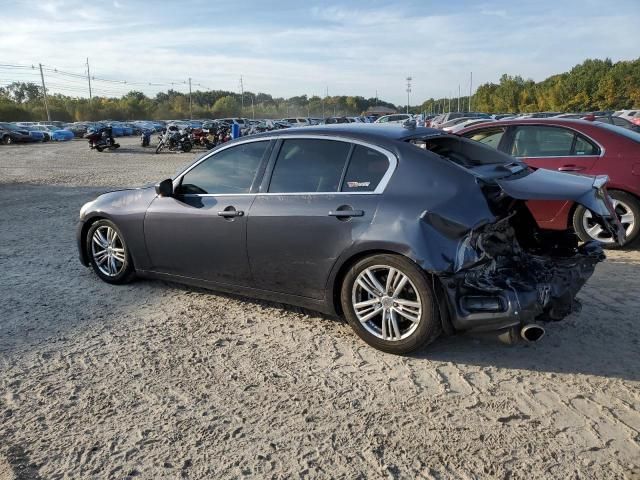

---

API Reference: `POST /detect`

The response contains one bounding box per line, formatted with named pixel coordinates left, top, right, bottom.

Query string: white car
left=282, top=118, right=311, bottom=127
left=446, top=118, right=495, bottom=133
left=613, top=109, right=640, bottom=125
left=374, top=114, right=413, bottom=124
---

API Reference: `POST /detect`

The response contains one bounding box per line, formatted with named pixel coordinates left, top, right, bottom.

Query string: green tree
left=212, top=95, right=240, bottom=117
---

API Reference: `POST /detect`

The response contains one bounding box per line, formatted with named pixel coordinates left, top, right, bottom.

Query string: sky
left=1, top=0, right=639, bottom=105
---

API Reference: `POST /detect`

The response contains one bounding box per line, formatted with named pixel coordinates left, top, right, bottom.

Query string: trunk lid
left=465, top=164, right=625, bottom=245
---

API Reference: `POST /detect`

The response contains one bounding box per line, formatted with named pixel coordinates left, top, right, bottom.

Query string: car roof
left=245, top=124, right=442, bottom=142
left=457, top=118, right=605, bottom=133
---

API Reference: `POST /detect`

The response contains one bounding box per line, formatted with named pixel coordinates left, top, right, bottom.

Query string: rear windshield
left=594, top=122, right=640, bottom=144
left=406, top=134, right=516, bottom=167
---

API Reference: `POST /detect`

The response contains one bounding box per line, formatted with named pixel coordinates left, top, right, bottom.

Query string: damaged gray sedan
left=77, top=124, right=624, bottom=354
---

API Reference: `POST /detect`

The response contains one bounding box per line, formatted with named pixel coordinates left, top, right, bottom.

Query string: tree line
left=1, top=57, right=638, bottom=122
left=0, top=84, right=396, bottom=122
left=418, top=58, right=640, bottom=114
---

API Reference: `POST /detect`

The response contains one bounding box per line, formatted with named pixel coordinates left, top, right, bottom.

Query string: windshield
left=594, top=122, right=640, bottom=144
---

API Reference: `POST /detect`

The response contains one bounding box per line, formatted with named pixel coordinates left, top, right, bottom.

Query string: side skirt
left=136, top=269, right=337, bottom=317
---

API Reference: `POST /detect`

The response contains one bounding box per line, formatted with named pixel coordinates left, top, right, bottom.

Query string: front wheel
left=182, top=141, right=192, bottom=153
left=155, top=142, right=164, bottom=154
left=573, top=190, right=640, bottom=248
left=86, top=219, right=135, bottom=284
left=341, top=254, right=441, bottom=354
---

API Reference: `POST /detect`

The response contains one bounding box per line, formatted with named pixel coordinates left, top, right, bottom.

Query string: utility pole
left=375, top=89, right=378, bottom=107
left=323, top=86, right=328, bottom=119
left=469, top=72, right=473, bottom=112
left=86, top=58, right=92, bottom=103
left=405, top=76, right=412, bottom=114
left=458, top=84, right=460, bottom=112
left=239, top=76, right=244, bottom=117
left=188, top=77, right=192, bottom=120
left=251, top=95, right=255, bottom=119
left=38, top=63, right=50, bottom=121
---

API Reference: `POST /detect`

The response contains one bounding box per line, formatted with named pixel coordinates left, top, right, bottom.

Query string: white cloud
left=0, top=1, right=638, bottom=104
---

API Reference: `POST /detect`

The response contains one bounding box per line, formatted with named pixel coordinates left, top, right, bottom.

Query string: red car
left=458, top=119, right=640, bottom=247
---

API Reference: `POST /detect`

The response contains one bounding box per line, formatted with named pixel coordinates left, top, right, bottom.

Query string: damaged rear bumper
left=439, top=235, right=605, bottom=332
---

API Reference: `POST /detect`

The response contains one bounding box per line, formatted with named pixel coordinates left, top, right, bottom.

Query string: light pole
left=405, top=76, right=412, bottom=114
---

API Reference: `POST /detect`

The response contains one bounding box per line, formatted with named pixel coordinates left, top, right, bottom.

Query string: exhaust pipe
left=520, top=324, right=545, bottom=343
left=470, top=324, right=546, bottom=345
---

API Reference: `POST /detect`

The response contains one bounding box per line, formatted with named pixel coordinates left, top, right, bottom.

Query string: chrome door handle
left=558, top=165, right=585, bottom=172
left=217, top=210, right=244, bottom=217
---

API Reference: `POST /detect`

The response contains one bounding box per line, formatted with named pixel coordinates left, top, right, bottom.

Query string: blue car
left=26, top=129, right=45, bottom=142
left=48, top=127, right=75, bottom=141
left=31, top=125, right=75, bottom=141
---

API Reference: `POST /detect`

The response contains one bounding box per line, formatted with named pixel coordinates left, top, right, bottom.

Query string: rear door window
left=341, top=146, right=389, bottom=192
left=268, top=139, right=351, bottom=193
left=510, top=126, right=598, bottom=157
left=511, top=126, right=574, bottom=157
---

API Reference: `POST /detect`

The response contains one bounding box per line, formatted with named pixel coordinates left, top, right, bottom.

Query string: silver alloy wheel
left=582, top=198, right=635, bottom=243
left=352, top=265, right=422, bottom=341
left=91, top=226, right=126, bottom=277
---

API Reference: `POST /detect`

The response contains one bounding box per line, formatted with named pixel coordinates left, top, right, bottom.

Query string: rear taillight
left=632, top=118, right=640, bottom=126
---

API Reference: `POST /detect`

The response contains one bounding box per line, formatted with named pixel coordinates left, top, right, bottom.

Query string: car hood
left=494, top=168, right=625, bottom=244
left=79, top=186, right=157, bottom=220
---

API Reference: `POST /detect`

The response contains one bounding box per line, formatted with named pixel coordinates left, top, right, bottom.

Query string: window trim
left=174, top=134, right=398, bottom=197
left=261, top=135, right=397, bottom=196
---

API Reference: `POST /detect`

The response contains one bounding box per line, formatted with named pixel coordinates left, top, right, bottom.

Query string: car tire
left=573, top=190, right=640, bottom=249
left=86, top=219, right=135, bottom=285
left=341, top=254, right=441, bottom=354
left=5, top=136, right=13, bottom=145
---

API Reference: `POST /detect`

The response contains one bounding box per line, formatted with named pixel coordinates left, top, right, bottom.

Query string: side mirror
left=155, top=178, right=173, bottom=197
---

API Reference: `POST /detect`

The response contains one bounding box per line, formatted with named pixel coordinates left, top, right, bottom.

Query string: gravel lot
left=1, top=137, right=639, bottom=479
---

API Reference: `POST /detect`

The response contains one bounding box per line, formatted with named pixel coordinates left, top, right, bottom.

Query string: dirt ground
left=0, top=137, right=639, bottom=480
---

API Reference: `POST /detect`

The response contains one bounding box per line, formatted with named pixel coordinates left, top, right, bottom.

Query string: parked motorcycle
left=155, top=125, right=193, bottom=154
left=201, top=121, right=231, bottom=148
left=140, top=129, right=152, bottom=147
left=85, top=125, right=120, bottom=152
left=190, top=128, right=212, bottom=149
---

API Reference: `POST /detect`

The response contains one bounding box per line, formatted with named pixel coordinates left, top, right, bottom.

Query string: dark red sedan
left=458, top=119, right=640, bottom=247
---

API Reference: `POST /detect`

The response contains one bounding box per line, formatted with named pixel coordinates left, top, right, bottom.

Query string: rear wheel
left=4, top=135, right=13, bottom=145
left=573, top=190, right=640, bottom=248
left=86, top=219, right=135, bottom=284
left=341, top=254, right=441, bottom=354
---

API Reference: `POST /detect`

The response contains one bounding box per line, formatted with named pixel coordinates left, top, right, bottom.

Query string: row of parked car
left=424, top=109, right=640, bottom=134
left=0, top=121, right=75, bottom=144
